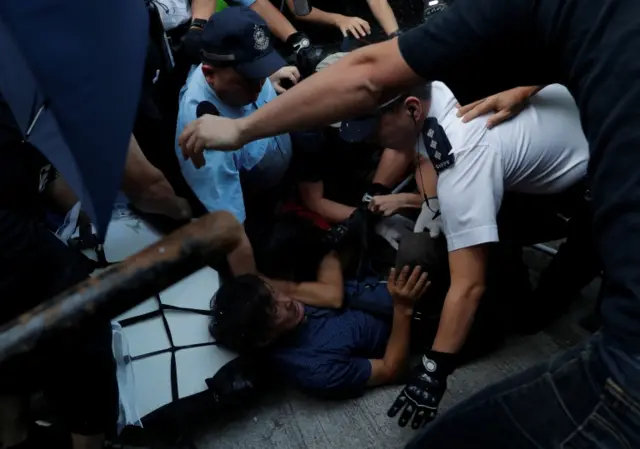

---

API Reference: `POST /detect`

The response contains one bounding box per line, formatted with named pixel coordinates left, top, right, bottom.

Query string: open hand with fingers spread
left=178, top=115, right=245, bottom=168
left=388, top=265, right=431, bottom=316
left=269, top=66, right=301, bottom=94
left=334, top=15, right=371, bottom=39
left=456, top=86, right=541, bottom=129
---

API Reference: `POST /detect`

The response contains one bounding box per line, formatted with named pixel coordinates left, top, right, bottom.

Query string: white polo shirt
left=419, top=82, right=589, bottom=252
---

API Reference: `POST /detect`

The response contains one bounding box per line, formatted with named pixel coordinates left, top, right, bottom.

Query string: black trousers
left=406, top=332, right=640, bottom=449
left=396, top=232, right=508, bottom=362
left=497, top=183, right=601, bottom=332
left=0, top=210, right=118, bottom=436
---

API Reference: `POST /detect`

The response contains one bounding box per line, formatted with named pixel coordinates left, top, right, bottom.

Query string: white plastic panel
left=130, top=353, right=173, bottom=418
left=160, top=268, right=220, bottom=310
left=94, top=209, right=238, bottom=419
left=121, top=313, right=171, bottom=358
left=175, top=346, right=238, bottom=398
left=165, top=310, right=214, bottom=347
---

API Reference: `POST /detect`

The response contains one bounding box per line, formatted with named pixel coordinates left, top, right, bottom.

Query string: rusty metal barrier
left=0, top=211, right=242, bottom=365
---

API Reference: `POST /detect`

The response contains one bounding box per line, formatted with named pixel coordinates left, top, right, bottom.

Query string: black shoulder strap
left=422, top=117, right=455, bottom=175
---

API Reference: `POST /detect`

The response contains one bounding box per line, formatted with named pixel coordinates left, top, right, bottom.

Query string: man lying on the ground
left=211, top=248, right=429, bottom=397
left=284, top=0, right=400, bottom=40
left=340, top=80, right=590, bottom=422
left=176, top=7, right=300, bottom=275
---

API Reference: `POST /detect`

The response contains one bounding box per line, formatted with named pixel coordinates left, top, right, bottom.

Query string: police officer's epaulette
left=422, top=117, right=454, bottom=175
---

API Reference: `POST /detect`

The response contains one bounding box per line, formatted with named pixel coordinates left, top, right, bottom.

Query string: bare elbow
left=326, top=285, right=344, bottom=309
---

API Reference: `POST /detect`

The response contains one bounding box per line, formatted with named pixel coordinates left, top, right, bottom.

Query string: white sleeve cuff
left=445, top=225, right=499, bottom=251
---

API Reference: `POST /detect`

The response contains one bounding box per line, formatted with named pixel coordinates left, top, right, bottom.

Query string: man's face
left=203, top=66, right=265, bottom=106
left=264, top=288, right=305, bottom=343
left=374, top=98, right=429, bottom=150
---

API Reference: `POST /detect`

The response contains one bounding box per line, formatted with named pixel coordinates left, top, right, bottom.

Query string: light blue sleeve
left=175, top=95, right=246, bottom=223
left=227, top=0, right=257, bottom=7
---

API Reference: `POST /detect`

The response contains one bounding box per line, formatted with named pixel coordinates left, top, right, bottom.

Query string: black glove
left=286, top=33, right=329, bottom=79
left=387, top=350, right=456, bottom=429
left=286, top=31, right=312, bottom=55
left=322, top=205, right=372, bottom=251
left=181, top=23, right=205, bottom=65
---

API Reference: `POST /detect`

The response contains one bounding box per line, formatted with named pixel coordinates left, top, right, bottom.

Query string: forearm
left=276, top=279, right=343, bottom=308
left=313, top=199, right=355, bottom=223
left=366, top=0, right=398, bottom=35
left=432, top=283, right=484, bottom=353
left=191, top=0, right=216, bottom=20
left=374, top=148, right=414, bottom=187
left=251, top=0, right=297, bottom=41
left=297, top=7, right=343, bottom=27
left=121, top=135, right=165, bottom=199
left=416, top=156, right=438, bottom=198
left=369, top=307, right=412, bottom=385
left=227, top=231, right=257, bottom=275
left=387, top=193, right=423, bottom=209
left=237, top=40, right=422, bottom=142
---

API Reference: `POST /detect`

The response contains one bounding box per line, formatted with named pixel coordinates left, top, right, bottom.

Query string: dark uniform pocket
left=562, top=380, right=639, bottom=449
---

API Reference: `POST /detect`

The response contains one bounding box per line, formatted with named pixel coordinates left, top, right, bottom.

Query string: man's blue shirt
left=271, top=280, right=392, bottom=396
left=175, top=66, right=291, bottom=223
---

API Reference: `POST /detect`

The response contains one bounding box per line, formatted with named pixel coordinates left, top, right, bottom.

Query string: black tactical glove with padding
left=387, top=350, right=456, bottom=429
left=286, top=32, right=329, bottom=79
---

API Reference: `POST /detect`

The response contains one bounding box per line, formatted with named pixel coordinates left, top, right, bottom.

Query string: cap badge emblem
left=253, top=25, right=269, bottom=51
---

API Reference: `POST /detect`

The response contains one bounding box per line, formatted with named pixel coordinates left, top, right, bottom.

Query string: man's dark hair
left=210, top=274, right=277, bottom=354
left=407, top=83, right=432, bottom=102
left=383, top=83, right=432, bottom=113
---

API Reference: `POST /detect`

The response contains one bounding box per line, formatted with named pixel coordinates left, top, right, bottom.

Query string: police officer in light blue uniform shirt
left=175, top=7, right=293, bottom=225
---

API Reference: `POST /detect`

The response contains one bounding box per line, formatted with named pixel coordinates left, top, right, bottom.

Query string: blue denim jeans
left=406, top=333, right=640, bottom=449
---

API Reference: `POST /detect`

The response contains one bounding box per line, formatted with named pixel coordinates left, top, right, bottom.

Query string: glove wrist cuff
left=286, top=32, right=311, bottom=52
left=422, top=350, right=457, bottom=378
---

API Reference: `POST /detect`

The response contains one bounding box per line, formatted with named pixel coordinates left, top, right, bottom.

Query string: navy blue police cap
left=200, top=7, right=286, bottom=79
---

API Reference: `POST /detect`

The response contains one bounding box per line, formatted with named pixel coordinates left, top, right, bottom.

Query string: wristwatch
left=191, top=18, right=207, bottom=30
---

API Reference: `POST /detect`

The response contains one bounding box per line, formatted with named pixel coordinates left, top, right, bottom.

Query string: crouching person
left=210, top=259, right=429, bottom=398
left=175, top=7, right=300, bottom=275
